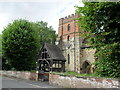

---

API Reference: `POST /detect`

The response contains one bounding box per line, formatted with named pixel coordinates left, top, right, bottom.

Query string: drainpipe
left=61, top=19, right=63, bottom=50
left=79, top=29, right=81, bottom=73
left=74, top=20, right=76, bottom=72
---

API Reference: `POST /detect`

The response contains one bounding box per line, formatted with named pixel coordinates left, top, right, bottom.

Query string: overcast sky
left=0, top=0, right=84, bottom=34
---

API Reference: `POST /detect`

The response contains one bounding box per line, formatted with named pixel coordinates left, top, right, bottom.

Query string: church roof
left=41, top=43, right=66, bottom=61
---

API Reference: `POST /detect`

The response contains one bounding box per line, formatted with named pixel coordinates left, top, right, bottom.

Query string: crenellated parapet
left=59, top=13, right=79, bottom=25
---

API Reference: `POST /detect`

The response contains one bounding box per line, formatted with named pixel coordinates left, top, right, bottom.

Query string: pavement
left=1, top=76, right=62, bottom=89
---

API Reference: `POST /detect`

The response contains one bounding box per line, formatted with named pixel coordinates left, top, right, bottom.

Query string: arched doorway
left=82, top=61, right=91, bottom=74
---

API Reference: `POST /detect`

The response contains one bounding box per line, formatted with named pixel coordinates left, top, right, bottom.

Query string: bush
left=2, top=19, right=40, bottom=71
left=95, top=43, right=120, bottom=77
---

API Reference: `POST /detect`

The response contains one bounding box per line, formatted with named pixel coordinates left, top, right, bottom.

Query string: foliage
left=51, top=71, right=93, bottom=77
left=34, top=21, right=57, bottom=47
left=2, top=19, right=40, bottom=71
left=0, top=34, right=2, bottom=70
left=94, top=43, right=120, bottom=77
left=51, top=71, right=119, bottom=79
left=76, top=2, right=120, bottom=77
left=0, top=34, right=2, bottom=58
left=2, top=19, right=57, bottom=71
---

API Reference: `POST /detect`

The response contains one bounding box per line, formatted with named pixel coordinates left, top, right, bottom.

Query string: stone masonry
left=57, top=13, right=96, bottom=73
left=49, top=73, right=120, bottom=88
left=2, top=71, right=38, bottom=80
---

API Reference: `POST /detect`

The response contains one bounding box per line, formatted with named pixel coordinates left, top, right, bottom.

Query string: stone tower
left=57, top=13, right=81, bottom=72
left=57, top=13, right=96, bottom=73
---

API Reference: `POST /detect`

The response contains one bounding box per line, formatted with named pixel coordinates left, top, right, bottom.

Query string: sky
left=0, top=0, right=84, bottom=34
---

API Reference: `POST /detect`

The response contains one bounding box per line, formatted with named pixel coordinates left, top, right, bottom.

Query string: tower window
left=68, top=24, right=70, bottom=31
left=68, top=54, right=70, bottom=64
left=67, top=35, right=70, bottom=41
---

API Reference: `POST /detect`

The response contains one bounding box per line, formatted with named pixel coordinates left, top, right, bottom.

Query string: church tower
left=57, top=13, right=96, bottom=74
left=57, top=13, right=82, bottom=72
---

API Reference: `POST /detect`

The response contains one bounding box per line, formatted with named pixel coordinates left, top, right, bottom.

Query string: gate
left=38, top=60, right=50, bottom=81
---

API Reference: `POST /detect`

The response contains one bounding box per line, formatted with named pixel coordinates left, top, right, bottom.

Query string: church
left=57, top=13, right=96, bottom=73
left=37, top=13, right=96, bottom=75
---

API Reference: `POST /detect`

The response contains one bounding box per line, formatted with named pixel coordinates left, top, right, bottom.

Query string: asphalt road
left=1, top=76, right=118, bottom=90
left=2, top=76, right=61, bottom=89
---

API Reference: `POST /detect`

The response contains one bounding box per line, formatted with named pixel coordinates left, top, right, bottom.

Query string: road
left=2, top=76, right=61, bottom=88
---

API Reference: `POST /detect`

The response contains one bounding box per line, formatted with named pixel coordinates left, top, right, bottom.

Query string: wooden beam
left=57, top=61, right=59, bottom=68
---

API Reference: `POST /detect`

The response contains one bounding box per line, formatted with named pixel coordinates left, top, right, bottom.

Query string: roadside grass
left=30, top=70, right=36, bottom=72
left=51, top=71, right=98, bottom=77
left=21, top=70, right=36, bottom=73
left=51, top=71, right=119, bottom=79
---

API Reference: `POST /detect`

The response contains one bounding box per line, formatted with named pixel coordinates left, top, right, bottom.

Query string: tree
left=76, top=2, right=120, bottom=77
left=2, top=19, right=40, bottom=70
left=2, top=20, right=57, bottom=71
left=0, top=34, right=2, bottom=70
left=34, top=21, right=57, bottom=46
left=0, top=34, right=2, bottom=58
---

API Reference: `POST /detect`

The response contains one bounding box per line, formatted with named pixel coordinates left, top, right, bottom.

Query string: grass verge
left=50, top=71, right=119, bottom=79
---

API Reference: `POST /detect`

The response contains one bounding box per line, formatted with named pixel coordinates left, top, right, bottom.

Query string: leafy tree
left=76, top=2, right=120, bottom=77
left=0, top=34, right=2, bottom=58
left=2, top=20, right=57, bottom=71
left=0, top=34, right=2, bottom=70
left=1, top=33, right=11, bottom=70
left=34, top=21, right=57, bottom=46
left=2, top=19, right=40, bottom=71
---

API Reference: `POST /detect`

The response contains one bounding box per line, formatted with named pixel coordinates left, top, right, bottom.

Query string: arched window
left=68, top=54, right=70, bottom=64
left=68, top=24, right=70, bottom=31
left=67, top=35, right=70, bottom=41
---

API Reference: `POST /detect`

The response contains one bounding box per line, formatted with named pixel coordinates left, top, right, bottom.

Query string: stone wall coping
left=2, top=70, right=36, bottom=73
left=49, top=73, right=120, bottom=88
left=49, top=72, right=120, bottom=81
left=2, top=70, right=38, bottom=80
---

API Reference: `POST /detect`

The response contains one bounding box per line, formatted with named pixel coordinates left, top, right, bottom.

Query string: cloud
left=0, top=0, right=83, bottom=34
left=0, top=2, right=59, bottom=33
left=0, top=13, right=11, bottom=32
left=0, top=0, right=65, bottom=3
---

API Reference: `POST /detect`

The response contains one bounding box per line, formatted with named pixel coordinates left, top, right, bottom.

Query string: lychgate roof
left=42, top=43, right=66, bottom=61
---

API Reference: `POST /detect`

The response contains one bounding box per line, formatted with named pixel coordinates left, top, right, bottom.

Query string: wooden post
left=58, top=61, right=59, bottom=68
left=50, top=59, right=53, bottom=72
left=63, top=62, right=65, bottom=72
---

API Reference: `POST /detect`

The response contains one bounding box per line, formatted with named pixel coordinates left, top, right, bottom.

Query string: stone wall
left=61, top=35, right=81, bottom=72
left=2, top=71, right=38, bottom=80
left=80, top=48, right=96, bottom=73
left=49, top=73, right=120, bottom=88
left=80, top=48, right=96, bottom=64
